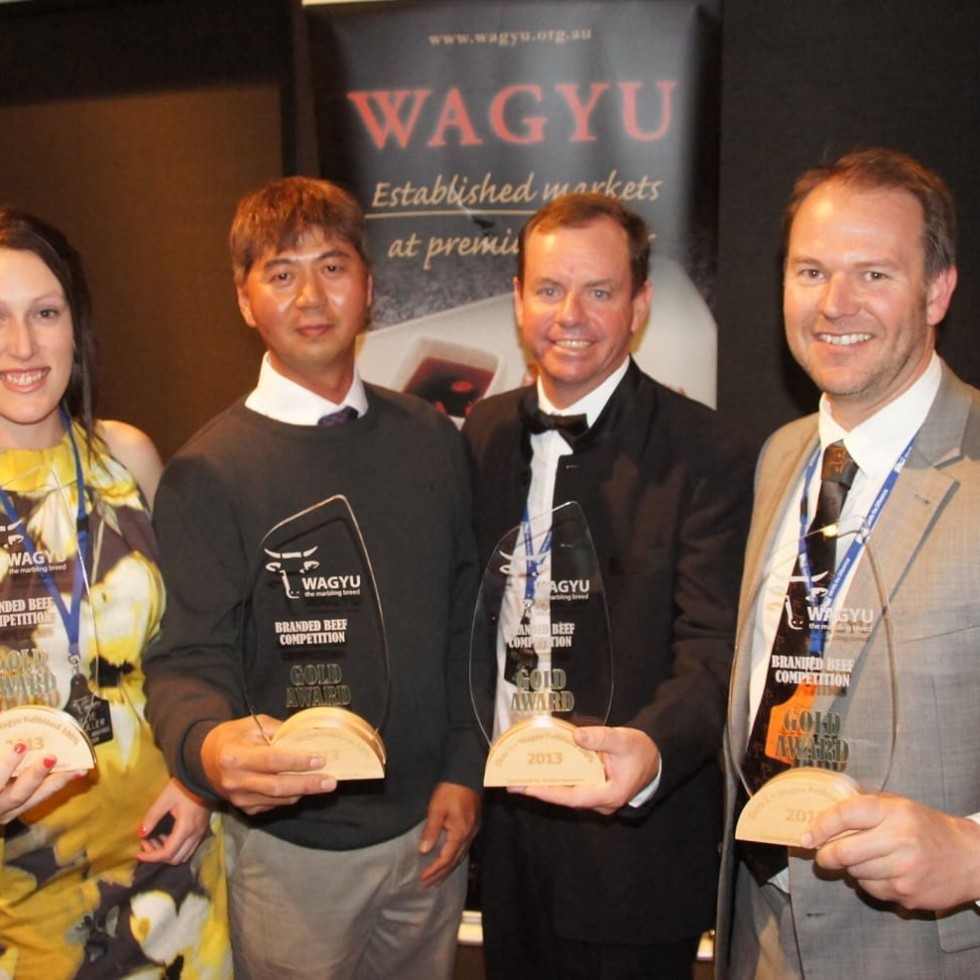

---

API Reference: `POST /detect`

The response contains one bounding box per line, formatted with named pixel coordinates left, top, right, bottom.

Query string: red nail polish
left=13, top=742, right=27, bottom=755
left=42, top=756, right=56, bottom=770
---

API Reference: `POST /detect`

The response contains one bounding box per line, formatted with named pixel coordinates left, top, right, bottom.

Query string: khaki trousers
left=224, top=813, right=468, bottom=979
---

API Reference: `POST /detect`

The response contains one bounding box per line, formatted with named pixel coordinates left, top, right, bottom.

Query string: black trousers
left=479, top=798, right=702, bottom=980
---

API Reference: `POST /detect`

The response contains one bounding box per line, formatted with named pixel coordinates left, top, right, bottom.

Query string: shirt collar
left=818, top=351, right=942, bottom=480
left=536, top=357, right=630, bottom=424
left=244, top=352, right=369, bottom=425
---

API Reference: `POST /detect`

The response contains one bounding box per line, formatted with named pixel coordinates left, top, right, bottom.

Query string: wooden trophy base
left=736, top=767, right=859, bottom=846
left=0, top=705, right=97, bottom=775
left=484, top=716, right=606, bottom=788
left=271, top=707, right=385, bottom=780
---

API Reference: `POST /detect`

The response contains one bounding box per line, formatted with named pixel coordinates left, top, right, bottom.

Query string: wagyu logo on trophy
left=264, top=545, right=319, bottom=599
left=733, top=517, right=896, bottom=846
left=245, top=496, right=389, bottom=780
left=471, top=502, right=613, bottom=787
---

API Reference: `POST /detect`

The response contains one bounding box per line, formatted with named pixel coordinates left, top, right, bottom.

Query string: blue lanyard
left=798, top=435, right=915, bottom=654
left=0, top=409, right=89, bottom=665
left=520, top=506, right=552, bottom=601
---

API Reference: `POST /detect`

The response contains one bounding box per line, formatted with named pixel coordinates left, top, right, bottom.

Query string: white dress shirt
left=748, top=352, right=942, bottom=718
left=244, top=352, right=369, bottom=424
left=494, top=359, right=662, bottom=804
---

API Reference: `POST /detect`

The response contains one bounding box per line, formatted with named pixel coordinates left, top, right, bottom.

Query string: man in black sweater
left=144, top=177, right=482, bottom=979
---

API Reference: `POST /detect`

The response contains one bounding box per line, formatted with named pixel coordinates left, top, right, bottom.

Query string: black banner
left=307, top=0, right=721, bottom=413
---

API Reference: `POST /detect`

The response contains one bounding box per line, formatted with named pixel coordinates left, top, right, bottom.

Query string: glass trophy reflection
left=732, top=518, right=896, bottom=845
left=245, top=495, right=388, bottom=780
left=0, top=465, right=98, bottom=774
left=470, top=502, right=613, bottom=787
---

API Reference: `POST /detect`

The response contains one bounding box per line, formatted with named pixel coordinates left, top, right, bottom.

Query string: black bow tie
left=520, top=403, right=589, bottom=445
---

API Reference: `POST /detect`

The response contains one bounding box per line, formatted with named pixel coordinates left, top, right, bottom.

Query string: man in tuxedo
left=717, top=148, right=980, bottom=978
left=462, top=193, right=754, bottom=978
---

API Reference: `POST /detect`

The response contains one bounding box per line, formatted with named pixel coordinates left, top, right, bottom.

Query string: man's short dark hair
left=517, top=193, right=651, bottom=296
left=784, top=148, right=957, bottom=279
left=230, top=176, right=370, bottom=286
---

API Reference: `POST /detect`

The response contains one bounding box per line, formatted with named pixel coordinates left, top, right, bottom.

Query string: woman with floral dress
left=0, top=208, right=230, bottom=978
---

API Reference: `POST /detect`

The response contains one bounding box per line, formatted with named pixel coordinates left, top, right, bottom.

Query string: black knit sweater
left=144, top=386, right=483, bottom=850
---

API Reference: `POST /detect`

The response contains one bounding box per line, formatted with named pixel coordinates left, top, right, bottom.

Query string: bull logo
left=0, top=517, right=24, bottom=548
left=784, top=570, right=830, bottom=631
left=264, top=546, right=319, bottom=599
left=497, top=549, right=544, bottom=578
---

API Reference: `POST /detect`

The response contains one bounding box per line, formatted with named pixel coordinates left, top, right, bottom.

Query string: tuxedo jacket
left=717, top=363, right=980, bottom=978
left=463, top=361, right=754, bottom=944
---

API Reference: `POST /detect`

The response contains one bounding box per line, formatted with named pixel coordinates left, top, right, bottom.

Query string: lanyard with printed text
left=797, top=434, right=916, bottom=655
left=520, top=506, right=552, bottom=601
left=0, top=409, right=89, bottom=666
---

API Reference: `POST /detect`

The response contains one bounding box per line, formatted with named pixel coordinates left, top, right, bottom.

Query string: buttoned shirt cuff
left=969, top=813, right=980, bottom=907
left=627, top=757, right=663, bottom=809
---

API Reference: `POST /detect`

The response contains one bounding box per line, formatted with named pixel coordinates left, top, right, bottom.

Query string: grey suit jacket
left=717, top=364, right=980, bottom=978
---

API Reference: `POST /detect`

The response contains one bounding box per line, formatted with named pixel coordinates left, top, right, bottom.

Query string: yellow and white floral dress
left=0, top=423, right=230, bottom=978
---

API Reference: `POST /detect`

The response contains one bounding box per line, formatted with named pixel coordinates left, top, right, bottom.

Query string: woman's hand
left=135, top=778, right=213, bottom=866
left=0, top=744, right=80, bottom=824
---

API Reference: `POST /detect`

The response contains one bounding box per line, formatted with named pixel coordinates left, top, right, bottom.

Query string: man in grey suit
left=717, top=148, right=980, bottom=978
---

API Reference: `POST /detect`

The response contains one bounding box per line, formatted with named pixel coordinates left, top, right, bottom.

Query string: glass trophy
left=470, top=502, right=613, bottom=787
left=732, top=518, right=896, bottom=845
left=244, top=495, right=388, bottom=780
left=0, top=465, right=98, bottom=775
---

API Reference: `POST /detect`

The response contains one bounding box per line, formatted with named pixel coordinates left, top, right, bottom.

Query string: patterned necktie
left=802, top=441, right=858, bottom=588
left=739, top=441, right=858, bottom=880
left=318, top=406, right=359, bottom=427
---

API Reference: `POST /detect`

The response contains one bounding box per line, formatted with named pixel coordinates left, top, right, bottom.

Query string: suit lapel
left=818, top=368, right=970, bottom=781
left=838, top=465, right=957, bottom=627
left=738, top=432, right=816, bottom=614
left=729, top=423, right=818, bottom=753
left=833, top=365, right=969, bottom=634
